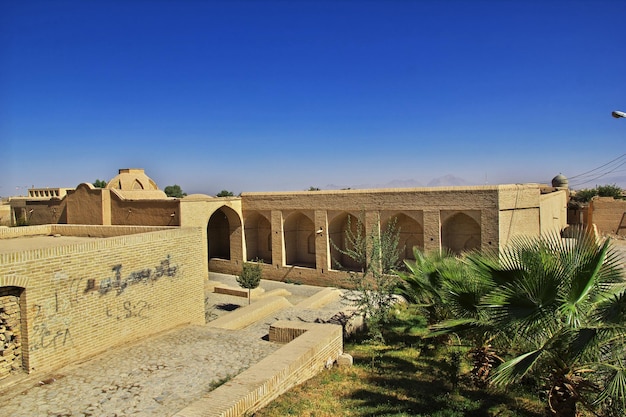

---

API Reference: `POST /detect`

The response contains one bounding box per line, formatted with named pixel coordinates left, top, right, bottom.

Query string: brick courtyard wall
left=234, top=185, right=550, bottom=286
left=589, top=197, right=626, bottom=236
left=0, top=225, right=205, bottom=375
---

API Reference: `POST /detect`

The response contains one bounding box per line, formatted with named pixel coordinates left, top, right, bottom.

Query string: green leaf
left=491, top=349, right=544, bottom=386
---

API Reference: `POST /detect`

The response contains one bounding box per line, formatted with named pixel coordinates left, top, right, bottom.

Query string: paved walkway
left=0, top=275, right=349, bottom=417
left=1, top=241, right=624, bottom=417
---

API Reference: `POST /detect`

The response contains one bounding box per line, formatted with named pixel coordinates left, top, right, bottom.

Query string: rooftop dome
left=106, top=168, right=158, bottom=191
left=551, top=173, right=569, bottom=188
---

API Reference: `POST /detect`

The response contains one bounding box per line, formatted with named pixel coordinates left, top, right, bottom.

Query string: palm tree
left=473, top=229, right=626, bottom=417
left=399, top=248, right=508, bottom=386
left=396, top=249, right=454, bottom=325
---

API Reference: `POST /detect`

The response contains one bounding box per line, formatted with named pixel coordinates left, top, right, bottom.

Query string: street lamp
left=612, top=110, right=626, bottom=118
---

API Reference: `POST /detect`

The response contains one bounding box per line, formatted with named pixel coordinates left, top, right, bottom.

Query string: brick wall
left=0, top=226, right=205, bottom=376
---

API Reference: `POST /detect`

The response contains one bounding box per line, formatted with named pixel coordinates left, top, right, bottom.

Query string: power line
left=567, top=153, right=626, bottom=180
left=569, top=163, right=626, bottom=187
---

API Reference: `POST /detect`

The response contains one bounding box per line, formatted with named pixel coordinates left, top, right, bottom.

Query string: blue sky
left=2, top=0, right=625, bottom=196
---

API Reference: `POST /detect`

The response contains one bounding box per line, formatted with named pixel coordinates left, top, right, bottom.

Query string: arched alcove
left=207, top=206, right=242, bottom=261
left=0, top=286, right=25, bottom=379
left=441, top=212, right=481, bottom=254
left=383, top=213, right=424, bottom=261
left=283, top=212, right=315, bottom=268
left=244, top=212, right=272, bottom=263
left=328, top=212, right=364, bottom=272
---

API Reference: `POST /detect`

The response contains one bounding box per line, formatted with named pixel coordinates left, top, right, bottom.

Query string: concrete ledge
left=173, top=321, right=343, bottom=417
left=259, top=288, right=292, bottom=299
left=294, top=287, right=342, bottom=309
left=207, top=296, right=292, bottom=330
left=214, top=284, right=265, bottom=298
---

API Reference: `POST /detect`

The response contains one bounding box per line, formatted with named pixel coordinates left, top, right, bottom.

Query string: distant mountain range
left=325, top=175, right=472, bottom=190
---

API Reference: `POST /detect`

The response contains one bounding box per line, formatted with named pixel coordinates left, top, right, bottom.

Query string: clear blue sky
left=2, top=0, right=625, bottom=196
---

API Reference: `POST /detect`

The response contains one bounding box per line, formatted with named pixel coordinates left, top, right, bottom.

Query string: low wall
left=0, top=226, right=205, bottom=376
left=174, top=321, right=343, bottom=417
left=209, top=259, right=352, bottom=288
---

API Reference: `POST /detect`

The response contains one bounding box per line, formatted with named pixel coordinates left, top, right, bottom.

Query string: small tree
left=333, top=214, right=403, bottom=341
left=237, top=260, right=262, bottom=304
left=216, top=190, right=234, bottom=197
left=307, top=186, right=320, bottom=191
left=93, top=179, right=107, bottom=188
left=164, top=184, right=187, bottom=198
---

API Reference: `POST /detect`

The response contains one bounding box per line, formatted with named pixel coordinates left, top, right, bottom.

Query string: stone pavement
left=0, top=274, right=350, bottom=417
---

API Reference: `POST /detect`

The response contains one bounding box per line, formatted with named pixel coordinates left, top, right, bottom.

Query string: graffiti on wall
left=96, top=255, right=178, bottom=296
left=30, top=272, right=77, bottom=352
left=29, top=256, right=180, bottom=352
left=105, top=300, right=152, bottom=320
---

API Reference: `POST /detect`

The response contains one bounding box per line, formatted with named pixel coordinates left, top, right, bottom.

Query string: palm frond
left=491, top=349, right=544, bottom=386
left=593, top=365, right=626, bottom=410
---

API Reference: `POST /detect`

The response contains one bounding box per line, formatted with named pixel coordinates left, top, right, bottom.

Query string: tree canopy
left=164, top=184, right=186, bottom=198
left=93, top=179, right=107, bottom=188
left=571, top=183, right=624, bottom=203
left=216, top=190, right=234, bottom=197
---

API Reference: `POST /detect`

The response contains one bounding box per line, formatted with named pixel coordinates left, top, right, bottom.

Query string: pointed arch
left=283, top=212, right=315, bottom=268
left=383, top=213, right=424, bottom=262
left=328, top=212, right=364, bottom=272
left=442, top=212, right=481, bottom=254
left=244, top=211, right=272, bottom=263
left=207, top=206, right=242, bottom=261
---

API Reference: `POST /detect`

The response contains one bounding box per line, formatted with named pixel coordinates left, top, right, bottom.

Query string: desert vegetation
left=257, top=227, right=626, bottom=417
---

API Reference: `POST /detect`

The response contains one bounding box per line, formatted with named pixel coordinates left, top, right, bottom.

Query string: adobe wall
left=65, top=184, right=107, bottom=225
left=110, top=194, right=179, bottom=226
left=539, top=189, right=568, bottom=234
left=588, top=197, right=626, bottom=236
left=0, top=225, right=205, bottom=377
left=8, top=198, right=67, bottom=226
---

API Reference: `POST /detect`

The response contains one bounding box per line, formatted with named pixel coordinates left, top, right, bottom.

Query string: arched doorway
left=283, top=212, right=315, bottom=268
left=207, top=206, right=242, bottom=261
left=442, top=212, right=481, bottom=254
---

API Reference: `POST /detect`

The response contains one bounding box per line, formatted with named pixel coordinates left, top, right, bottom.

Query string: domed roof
left=551, top=173, right=569, bottom=188
left=184, top=193, right=214, bottom=200
left=106, top=168, right=158, bottom=191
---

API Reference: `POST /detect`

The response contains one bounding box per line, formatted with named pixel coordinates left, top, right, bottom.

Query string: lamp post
left=612, top=110, right=626, bottom=118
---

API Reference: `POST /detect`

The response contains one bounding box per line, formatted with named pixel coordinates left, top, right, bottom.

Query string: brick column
left=314, top=210, right=329, bottom=273
left=271, top=210, right=284, bottom=268
left=423, top=210, right=441, bottom=253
